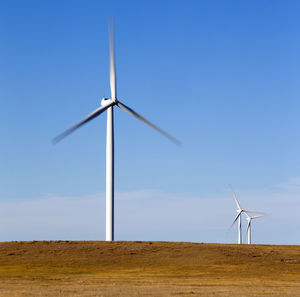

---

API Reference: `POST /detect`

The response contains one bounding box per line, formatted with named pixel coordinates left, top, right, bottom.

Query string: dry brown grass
left=0, top=241, right=299, bottom=296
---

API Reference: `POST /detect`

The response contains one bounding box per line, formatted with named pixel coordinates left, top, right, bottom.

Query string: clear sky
left=1, top=0, right=300, bottom=244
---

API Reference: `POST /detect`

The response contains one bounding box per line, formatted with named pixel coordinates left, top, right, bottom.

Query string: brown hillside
left=0, top=241, right=299, bottom=296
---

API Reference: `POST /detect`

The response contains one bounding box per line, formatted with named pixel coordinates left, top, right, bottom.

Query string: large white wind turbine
left=53, top=23, right=180, bottom=241
left=244, top=212, right=268, bottom=244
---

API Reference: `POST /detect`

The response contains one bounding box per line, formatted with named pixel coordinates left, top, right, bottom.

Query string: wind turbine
left=53, top=23, right=180, bottom=241
left=229, top=186, right=244, bottom=244
left=229, top=186, right=262, bottom=244
left=244, top=212, right=268, bottom=244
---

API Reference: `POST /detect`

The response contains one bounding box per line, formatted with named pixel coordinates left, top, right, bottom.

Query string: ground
left=0, top=241, right=299, bottom=296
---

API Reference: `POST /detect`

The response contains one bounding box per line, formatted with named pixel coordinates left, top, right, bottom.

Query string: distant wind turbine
left=53, top=22, right=180, bottom=241
left=244, top=212, right=268, bottom=244
left=229, top=186, right=263, bottom=244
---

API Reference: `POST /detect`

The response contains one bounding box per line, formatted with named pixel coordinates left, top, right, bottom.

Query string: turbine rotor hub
left=101, top=97, right=116, bottom=106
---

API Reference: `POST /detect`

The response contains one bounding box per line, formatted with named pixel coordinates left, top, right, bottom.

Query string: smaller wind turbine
left=244, top=212, right=268, bottom=244
left=229, top=186, right=262, bottom=244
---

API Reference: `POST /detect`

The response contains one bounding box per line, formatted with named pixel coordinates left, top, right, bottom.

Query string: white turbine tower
left=244, top=212, right=268, bottom=244
left=53, top=23, right=180, bottom=241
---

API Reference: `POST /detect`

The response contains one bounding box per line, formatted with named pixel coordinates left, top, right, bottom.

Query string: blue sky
left=1, top=0, right=300, bottom=244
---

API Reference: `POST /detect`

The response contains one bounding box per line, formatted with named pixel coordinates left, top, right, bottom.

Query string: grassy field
left=0, top=241, right=299, bottom=296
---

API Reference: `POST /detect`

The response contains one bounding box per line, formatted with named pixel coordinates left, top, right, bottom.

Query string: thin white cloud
left=0, top=186, right=299, bottom=244
left=275, top=176, right=300, bottom=190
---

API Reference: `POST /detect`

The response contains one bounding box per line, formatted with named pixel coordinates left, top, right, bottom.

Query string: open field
left=0, top=241, right=299, bottom=296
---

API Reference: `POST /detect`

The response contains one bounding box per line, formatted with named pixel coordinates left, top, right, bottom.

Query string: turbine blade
left=109, top=21, right=116, bottom=100
left=229, top=185, right=242, bottom=210
left=243, top=210, right=268, bottom=216
left=117, top=101, right=181, bottom=146
left=229, top=210, right=242, bottom=230
left=252, top=214, right=269, bottom=219
left=246, top=219, right=251, bottom=233
left=53, top=102, right=115, bottom=143
left=244, top=211, right=250, bottom=219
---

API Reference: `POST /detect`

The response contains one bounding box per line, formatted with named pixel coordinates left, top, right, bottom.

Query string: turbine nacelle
left=101, top=97, right=117, bottom=106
